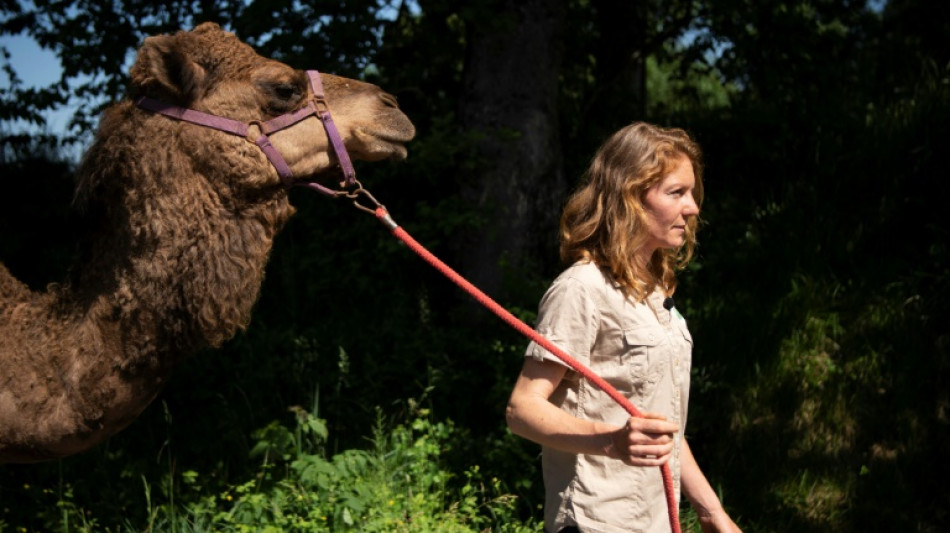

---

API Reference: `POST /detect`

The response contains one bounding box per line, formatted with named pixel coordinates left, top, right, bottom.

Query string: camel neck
left=64, top=171, right=291, bottom=359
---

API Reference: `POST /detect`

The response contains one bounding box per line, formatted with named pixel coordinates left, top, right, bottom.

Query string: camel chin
left=296, top=166, right=349, bottom=187
left=352, top=128, right=412, bottom=161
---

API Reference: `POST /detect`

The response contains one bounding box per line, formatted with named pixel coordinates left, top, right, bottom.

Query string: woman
left=506, top=123, right=740, bottom=533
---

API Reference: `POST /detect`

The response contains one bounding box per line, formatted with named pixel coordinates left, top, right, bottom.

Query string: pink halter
left=135, top=70, right=355, bottom=196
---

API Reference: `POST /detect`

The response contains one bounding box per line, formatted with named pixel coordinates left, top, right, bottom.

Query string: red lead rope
left=372, top=206, right=681, bottom=533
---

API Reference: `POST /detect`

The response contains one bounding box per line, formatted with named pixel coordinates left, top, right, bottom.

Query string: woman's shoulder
left=558, top=260, right=609, bottom=286
left=557, top=261, right=604, bottom=282
left=536, top=262, right=608, bottom=324
left=543, top=261, right=617, bottom=302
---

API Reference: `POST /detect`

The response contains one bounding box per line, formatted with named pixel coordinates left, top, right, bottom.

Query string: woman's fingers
left=606, top=414, right=681, bottom=465
left=623, top=417, right=678, bottom=447
left=627, top=414, right=680, bottom=436
left=625, top=429, right=674, bottom=446
left=606, top=414, right=680, bottom=465
left=619, top=446, right=674, bottom=466
left=622, top=441, right=675, bottom=462
left=607, top=434, right=675, bottom=465
left=624, top=441, right=674, bottom=456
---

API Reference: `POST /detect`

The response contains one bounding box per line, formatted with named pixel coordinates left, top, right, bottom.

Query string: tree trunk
left=456, top=0, right=567, bottom=299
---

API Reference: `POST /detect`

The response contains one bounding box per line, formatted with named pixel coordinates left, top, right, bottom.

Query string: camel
left=0, top=22, right=415, bottom=463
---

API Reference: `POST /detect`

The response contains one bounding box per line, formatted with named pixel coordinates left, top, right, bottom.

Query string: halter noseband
left=135, top=70, right=355, bottom=197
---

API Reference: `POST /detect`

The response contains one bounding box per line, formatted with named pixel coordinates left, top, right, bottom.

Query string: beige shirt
left=525, top=261, right=692, bottom=533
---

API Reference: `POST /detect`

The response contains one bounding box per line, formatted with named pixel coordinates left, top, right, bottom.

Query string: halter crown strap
left=307, top=71, right=356, bottom=187
left=134, top=70, right=355, bottom=196
left=135, top=98, right=249, bottom=137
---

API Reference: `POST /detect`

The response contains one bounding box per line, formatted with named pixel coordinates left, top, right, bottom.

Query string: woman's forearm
left=506, top=377, right=618, bottom=455
left=681, top=439, right=742, bottom=532
left=680, top=439, right=725, bottom=516
left=506, top=360, right=679, bottom=466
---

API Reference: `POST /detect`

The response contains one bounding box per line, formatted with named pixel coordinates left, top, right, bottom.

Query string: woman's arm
left=506, top=357, right=679, bottom=467
left=681, top=439, right=742, bottom=532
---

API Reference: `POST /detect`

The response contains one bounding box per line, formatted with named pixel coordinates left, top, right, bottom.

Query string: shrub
left=95, top=403, right=542, bottom=532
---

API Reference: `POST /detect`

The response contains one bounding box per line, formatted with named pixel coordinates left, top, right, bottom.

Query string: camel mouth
left=290, top=119, right=414, bottom=188
left=382, top=143, right=409, bottom=161
left=353, top=126, right=415, bottom=162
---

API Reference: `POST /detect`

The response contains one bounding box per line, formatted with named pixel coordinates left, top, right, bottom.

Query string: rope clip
left=343, top=183, right=398, bottom=230
left=343, top=182, right=380, bottom=213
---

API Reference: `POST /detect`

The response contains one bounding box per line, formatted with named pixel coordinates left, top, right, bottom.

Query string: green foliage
left=676, top=17, right=950, bottom=530
left=646, top=50, right=737, bottom=121
left=23, top=405, right=539, bottom=533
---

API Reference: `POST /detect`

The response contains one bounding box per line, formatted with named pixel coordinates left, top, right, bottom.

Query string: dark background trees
left=2, top=0, right=948, bottom=531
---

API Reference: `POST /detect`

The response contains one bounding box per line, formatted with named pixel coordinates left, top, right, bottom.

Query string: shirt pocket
left=622, top=325, right=666, bottom=398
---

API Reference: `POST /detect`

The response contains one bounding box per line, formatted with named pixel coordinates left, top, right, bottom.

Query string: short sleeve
left=525, top=275, right=601, bottom=369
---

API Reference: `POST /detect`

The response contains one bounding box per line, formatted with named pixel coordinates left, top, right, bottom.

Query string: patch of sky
left=377, top=0, right=421, bottom=21
left=867, top=0, right=887, bottom=14
left=0, top=32, right=81, bottom=135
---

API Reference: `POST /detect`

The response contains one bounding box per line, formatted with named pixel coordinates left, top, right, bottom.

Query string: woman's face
left=641, top=155, right=699, bottom=256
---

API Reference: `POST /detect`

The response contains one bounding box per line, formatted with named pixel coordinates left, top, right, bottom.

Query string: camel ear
left=129, top=33, right=208, bottom=104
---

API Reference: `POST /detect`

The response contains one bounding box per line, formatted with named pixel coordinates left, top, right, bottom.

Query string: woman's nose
left=683, top=193, right=700, bottom=215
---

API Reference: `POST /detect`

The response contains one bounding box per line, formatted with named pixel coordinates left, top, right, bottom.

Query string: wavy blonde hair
left=559, top=122, right=703, bottom=301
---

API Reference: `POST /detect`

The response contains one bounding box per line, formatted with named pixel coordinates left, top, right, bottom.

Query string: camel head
left=127, top=22, right=416, bottom=192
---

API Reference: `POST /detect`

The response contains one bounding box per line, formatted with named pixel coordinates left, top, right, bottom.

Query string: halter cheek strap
left=135, top=69, right=356, bottom=196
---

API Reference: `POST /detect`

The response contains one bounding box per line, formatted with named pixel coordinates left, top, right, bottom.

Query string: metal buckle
left=245, top=120, right=265, bottom=142
left=312, top=95, right=331, bottom=116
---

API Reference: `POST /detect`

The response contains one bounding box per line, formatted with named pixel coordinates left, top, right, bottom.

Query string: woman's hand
left=604, top=412, right=679, bottom=466
left=698, top=508, right=742, bottom=533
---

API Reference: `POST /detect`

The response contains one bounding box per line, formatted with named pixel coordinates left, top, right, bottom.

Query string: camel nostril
left=379, top=92, right=398, bottom=108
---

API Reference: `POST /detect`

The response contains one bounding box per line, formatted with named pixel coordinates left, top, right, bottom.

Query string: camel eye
left=274, top=83, right=299, bottom=101
left=261, top=81, right=304, bottom=115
